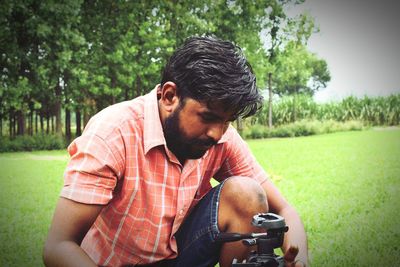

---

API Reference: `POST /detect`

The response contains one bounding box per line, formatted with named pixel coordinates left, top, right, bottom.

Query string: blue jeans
left=145, top=181, right=226, bottom=267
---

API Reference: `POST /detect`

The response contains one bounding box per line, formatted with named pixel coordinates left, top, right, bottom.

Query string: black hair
left=161, top=36, right=263, bottom=119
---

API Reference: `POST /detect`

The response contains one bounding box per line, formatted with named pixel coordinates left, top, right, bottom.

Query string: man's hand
left=260, top=180, right=309, bottom=267
left=283, top=245, right=308, bottom=267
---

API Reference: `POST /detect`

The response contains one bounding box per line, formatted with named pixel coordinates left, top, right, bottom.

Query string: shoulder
left=83, top=96, right=146, bottom=140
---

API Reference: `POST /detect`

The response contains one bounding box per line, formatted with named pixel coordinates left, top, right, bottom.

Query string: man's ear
left=159, top=82, right=180, bottom=113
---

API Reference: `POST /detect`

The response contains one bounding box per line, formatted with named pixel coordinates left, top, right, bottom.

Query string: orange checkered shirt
left=61, top=87, right=268, bottom=266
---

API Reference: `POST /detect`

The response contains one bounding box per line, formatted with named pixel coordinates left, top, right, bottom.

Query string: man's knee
left=219, top=176, right=268, bottom=227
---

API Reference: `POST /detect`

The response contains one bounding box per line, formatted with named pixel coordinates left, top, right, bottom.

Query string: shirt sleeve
left=214, top=128, right=269, bottom=185
left=60, top=133, right=125, bottom=205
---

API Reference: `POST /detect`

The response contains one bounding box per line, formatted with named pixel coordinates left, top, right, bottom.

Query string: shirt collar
left=143, top=86, right=166, bottom=155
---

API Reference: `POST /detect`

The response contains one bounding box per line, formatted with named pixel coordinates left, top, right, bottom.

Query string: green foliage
left=0, top=134, right=65, bottom=152
left=247, top=124, right=268, bottom=139
left=275, top=42, right=313, bottom=95
left=255, top=93, right=400, bottom=126
left=1, top=0, right=331, bottom=140
left=243, top=120, right=365, bottom=139
left=262, top=11, right=330, bottom=103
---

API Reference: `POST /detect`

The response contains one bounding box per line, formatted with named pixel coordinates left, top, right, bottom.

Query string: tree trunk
left=40, top=113, right=44, bottom=133
left=65, top=108, right=71, bottom=142
left=35, top=111, right=38, bottom=134
left=64, top=70, right=71, bottom=141
left=293, top=92, right=297, bottom=122
left=75, top=109, right=82, bottom=137
left=51, top=116, right=55, bottom=133
left=46, top=114, right=50, bottom=134
left=55, top=82, right=62, bottom=135
left=10, top=110, right=16, bottom=138
left=13, top=113, right=16, bottom=138
left=9, top=111, right=12, bottom=138
left=9, top=114, right=12, bottom=138
left=16, top=110, right=25, bottom=136
left=50, top=116, right=53, bottom=133
left=268, top=72, right=273, bottom=128
left=29, top=108, right=34, bottom=135
left=0, top=112, right=2, bottom=137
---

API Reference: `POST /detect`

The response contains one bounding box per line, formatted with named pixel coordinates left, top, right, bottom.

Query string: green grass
left=0, top=150, right=67, bottom=266
left=247, top=128, right=400, bottom=266
left=1, top=129, right=399, bottom=266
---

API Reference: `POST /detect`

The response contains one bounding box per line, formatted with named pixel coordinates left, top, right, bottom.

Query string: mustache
left=191, top=138, right=218, bottom=147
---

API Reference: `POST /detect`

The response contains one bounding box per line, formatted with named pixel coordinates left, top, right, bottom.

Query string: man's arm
left=43, top=197, right=104, bottom=267
left=261, top=179, right=309, bottom=267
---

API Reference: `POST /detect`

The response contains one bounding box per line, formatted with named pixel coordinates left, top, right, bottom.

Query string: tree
left=1, top=0, right=331, bottom=142
left=274, top=41, right=330, bottom=121
left=262, top=0, right=288, bottom=128
left=0, top=0, right=41, bottom=137
left=40, top=0, right=85, bottom=135
left=270, top=11, right=330, bottom=122
left=307, top=55, right=330, bottom=91
left=261, top=0, right=311, bottom=127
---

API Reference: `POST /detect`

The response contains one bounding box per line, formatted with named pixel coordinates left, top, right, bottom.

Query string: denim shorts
left=147, top=181, right=226, bottom=267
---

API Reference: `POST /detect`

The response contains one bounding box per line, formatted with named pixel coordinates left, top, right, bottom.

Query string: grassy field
left=0, top=129, right=399, bottom=266
left=0, top=150, right=67, bottom=266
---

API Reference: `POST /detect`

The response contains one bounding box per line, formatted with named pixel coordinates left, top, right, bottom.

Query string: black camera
left=216, top=213, right=288, bottom=267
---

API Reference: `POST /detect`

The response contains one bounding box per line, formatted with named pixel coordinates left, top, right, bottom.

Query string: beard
left=163, top=106, right=217, bottom=161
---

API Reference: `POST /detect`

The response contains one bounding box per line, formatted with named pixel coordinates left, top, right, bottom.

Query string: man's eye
left=201, top=115, right=216, bottom=122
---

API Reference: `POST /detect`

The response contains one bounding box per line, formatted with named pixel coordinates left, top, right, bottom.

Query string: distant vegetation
left=240, top=93, right=400, bottom=139
left=1, top=93, right=399, bottom=152
left=1, top=1, right=398, bottom=152
left=259, top=94, right=400, bottom=126
left=1, top=1, right=328, bottom=143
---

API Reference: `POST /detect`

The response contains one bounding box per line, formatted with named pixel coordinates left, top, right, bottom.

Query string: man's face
left=163, top=98, right=232, bottom=161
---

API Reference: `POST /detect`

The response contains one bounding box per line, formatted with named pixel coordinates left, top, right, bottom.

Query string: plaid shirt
left=61, top=87, right=268, bottom=266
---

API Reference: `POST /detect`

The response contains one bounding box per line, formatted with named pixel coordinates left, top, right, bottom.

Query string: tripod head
left=216, top=213, right=288, bottom=267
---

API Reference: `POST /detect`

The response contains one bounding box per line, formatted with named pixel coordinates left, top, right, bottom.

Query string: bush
left=244, top=120, right=366, bottom=139
left=0, top=134, right=66, bottom=152
left=343, top=120, right=364, bottom=131
left=269, top=125, right=294, bottom=137
left=248, top=124, right=268, bottom=139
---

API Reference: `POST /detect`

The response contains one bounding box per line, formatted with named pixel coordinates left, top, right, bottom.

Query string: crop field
left=0, top=129, right=399, bottom=266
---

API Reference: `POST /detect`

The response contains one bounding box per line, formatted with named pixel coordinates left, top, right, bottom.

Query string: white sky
left=286, top=0, right=400, bottom=102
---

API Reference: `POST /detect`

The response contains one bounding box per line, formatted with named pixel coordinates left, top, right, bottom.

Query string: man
left=43, top=36, right=308, bottom=267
